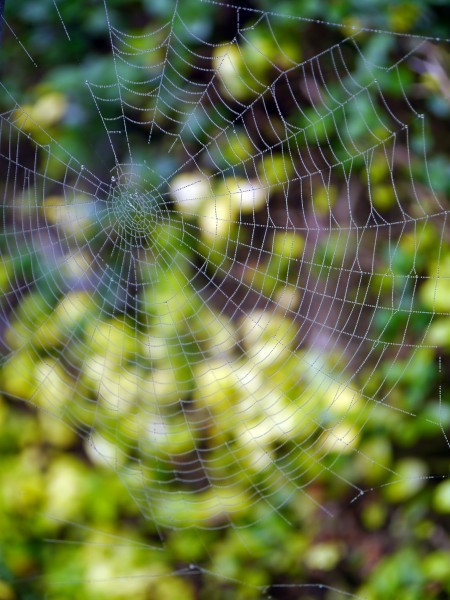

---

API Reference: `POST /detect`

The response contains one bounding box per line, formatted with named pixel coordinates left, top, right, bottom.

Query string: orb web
left=0, top=0, right=449, bottom=595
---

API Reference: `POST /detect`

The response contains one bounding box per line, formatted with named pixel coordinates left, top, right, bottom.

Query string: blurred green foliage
left=0, top=0, right=450, bottom=599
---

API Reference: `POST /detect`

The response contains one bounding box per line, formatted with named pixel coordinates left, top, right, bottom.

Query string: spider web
left=0, top=0, right=449, bottom=596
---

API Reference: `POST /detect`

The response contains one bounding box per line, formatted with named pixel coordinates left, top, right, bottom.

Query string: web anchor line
left=201, top=0, right=450, bottom=44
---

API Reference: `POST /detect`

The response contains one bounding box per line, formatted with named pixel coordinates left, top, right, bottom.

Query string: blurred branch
left=413, top=42, right=450, bottom=101
left=0, top=0, right=5, bottom=46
